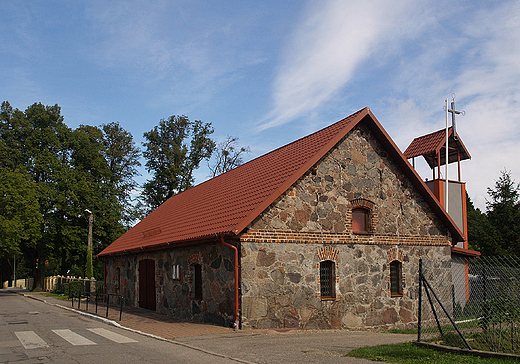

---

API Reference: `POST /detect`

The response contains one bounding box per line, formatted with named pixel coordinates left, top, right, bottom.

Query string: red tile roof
left=99, top=108, right=463, bottom=257
left=404, top=127, right=471, bottom=168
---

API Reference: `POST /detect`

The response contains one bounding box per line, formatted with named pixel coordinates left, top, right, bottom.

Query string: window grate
left=390, top=260, right=402, bottom=296
left=320, top=261, right=335, bottom=298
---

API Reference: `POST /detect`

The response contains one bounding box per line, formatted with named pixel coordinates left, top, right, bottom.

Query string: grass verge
left=44, top=292, right=70, bottom=301
left=346, top=342, right=520, bottom=363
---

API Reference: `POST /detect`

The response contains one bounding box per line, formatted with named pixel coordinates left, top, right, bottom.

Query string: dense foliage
left=141, top=115, right=215, bottom=210
left=467, top=170, right=520, bottom=256
left=0, top=101, right=141, bottom=288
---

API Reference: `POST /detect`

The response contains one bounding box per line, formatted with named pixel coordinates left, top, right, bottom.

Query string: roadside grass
left=346, top=342, right=520, bottom=363
left=44, top=292, right=70, bottom=301
left=385, top=328, right=418, bottom=335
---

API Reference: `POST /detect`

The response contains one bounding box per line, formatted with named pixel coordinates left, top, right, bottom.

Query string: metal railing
left=72, top=292, right=124, bottom=321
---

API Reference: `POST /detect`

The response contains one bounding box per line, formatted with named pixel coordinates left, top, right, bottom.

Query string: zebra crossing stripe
left=52, top=329, right=96, bottom=346
left=87, top=328, right=138, bottom=343
left=14, top=331, right=49, bottom=349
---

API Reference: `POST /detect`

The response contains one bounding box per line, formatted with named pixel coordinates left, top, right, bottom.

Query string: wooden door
left=138, top=259, right=156, bottom=311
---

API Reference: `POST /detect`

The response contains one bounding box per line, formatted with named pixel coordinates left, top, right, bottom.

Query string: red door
left=139, top=259, right=156, bottom=311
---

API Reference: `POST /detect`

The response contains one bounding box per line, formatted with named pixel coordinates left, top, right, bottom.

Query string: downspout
left=220, top=234, right=239, bottom=329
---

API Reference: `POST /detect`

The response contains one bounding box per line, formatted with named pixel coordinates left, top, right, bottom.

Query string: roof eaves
left=97, top=230, right=236, bottom=257
left=451, top=246, right=481, bottom=257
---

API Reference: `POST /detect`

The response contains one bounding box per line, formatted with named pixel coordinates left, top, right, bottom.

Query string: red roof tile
left=99, top=108, right=464, bottom=256
left=404, top=127, right=471, bottom=168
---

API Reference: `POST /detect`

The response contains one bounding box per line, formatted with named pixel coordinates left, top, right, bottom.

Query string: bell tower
left=404, top=96, right=480, bottom=307
left=403, top=96, right=477, bottom=256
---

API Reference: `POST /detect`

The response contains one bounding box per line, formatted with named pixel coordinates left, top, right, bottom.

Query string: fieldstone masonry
left=105, top=243, right=236, bottom=327
left=239, top=124, right=452, bottom=330
left=104, top=123, right=454, bottom=331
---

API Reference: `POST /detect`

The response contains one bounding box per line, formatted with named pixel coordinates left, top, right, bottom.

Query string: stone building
left=98, top=107, right=468, bottom=330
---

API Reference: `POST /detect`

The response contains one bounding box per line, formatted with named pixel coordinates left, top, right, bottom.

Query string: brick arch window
left=389, top=260, right=403, bottom=296
left=317, top=246, right=338, bottom=300
left=352, top=208, right=369, bottom=233
left=320, top=260, right=335, bottom=299
left=350, top=198, right=376, bottom=234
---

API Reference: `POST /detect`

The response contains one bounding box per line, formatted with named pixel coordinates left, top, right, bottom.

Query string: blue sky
left=2, top=0, right=519, bottom=212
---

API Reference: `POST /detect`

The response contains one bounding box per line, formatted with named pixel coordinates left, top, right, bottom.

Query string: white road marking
left=15, top=331, right=49, bottom=349
left=52, top=329, right=96, bottom=346
left=87, top=328, right=138, bottom=343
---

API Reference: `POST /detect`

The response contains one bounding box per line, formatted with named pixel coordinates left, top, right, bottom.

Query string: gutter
left=220, top=234, right=239, bottom=329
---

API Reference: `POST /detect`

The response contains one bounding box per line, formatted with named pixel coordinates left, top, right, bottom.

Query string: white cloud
left=259, top=0, right=424, bottom=130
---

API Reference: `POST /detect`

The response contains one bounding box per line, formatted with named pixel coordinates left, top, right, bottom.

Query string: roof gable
left=99, top=108, right=463, bottom=257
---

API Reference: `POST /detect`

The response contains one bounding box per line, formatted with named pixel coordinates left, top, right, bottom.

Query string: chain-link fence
left=418, top=256, right=520, bottom=355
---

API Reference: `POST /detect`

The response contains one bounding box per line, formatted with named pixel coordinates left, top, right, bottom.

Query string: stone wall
left=240, top=242, right=451, bottom=330
left=240, top=123, right=453, bottom=329
left=105, top=241, right=236, bottom=327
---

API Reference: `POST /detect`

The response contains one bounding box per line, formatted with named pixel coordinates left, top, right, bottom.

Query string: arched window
left=192, top=263, right=202, bottom=300
left=390, top=260, right=403, bottom=296
left=320, top=260, right=335, bottom=299
left=352, top=208, right=369, bottom=233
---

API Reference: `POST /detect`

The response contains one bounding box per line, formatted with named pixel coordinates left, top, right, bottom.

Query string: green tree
left=1, top=101, right=141, bottom=286
left=208, top=135, right=250, bottom=177
left=485, top=170, right=520, bottom=255
left=142, top=115, right=215, bottom=210
left=101, top=122, right=142, bottom=223
left=0, top=102, right=72, bottom=289
left=0, top=169, right=42, bottom=282
left=466, top=193, right=493, bottom=254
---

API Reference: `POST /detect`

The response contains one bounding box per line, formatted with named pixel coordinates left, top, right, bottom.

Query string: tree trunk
left=32, top=243, right=46, bottom=291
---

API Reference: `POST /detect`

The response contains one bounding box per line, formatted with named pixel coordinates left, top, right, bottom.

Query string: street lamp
left=85, top=209, right=93, bottom=279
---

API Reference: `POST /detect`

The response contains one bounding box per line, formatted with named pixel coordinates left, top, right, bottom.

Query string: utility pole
left=85, top=209, right=93, bottom=279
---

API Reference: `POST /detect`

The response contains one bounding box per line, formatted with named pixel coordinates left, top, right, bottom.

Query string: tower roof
left=404, top=127, right=471, bottom=169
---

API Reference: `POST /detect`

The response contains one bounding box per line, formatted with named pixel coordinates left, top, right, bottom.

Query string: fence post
left=482, top=264, right=488, bottom=331
left=418, top=258, right=422, bottom=342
